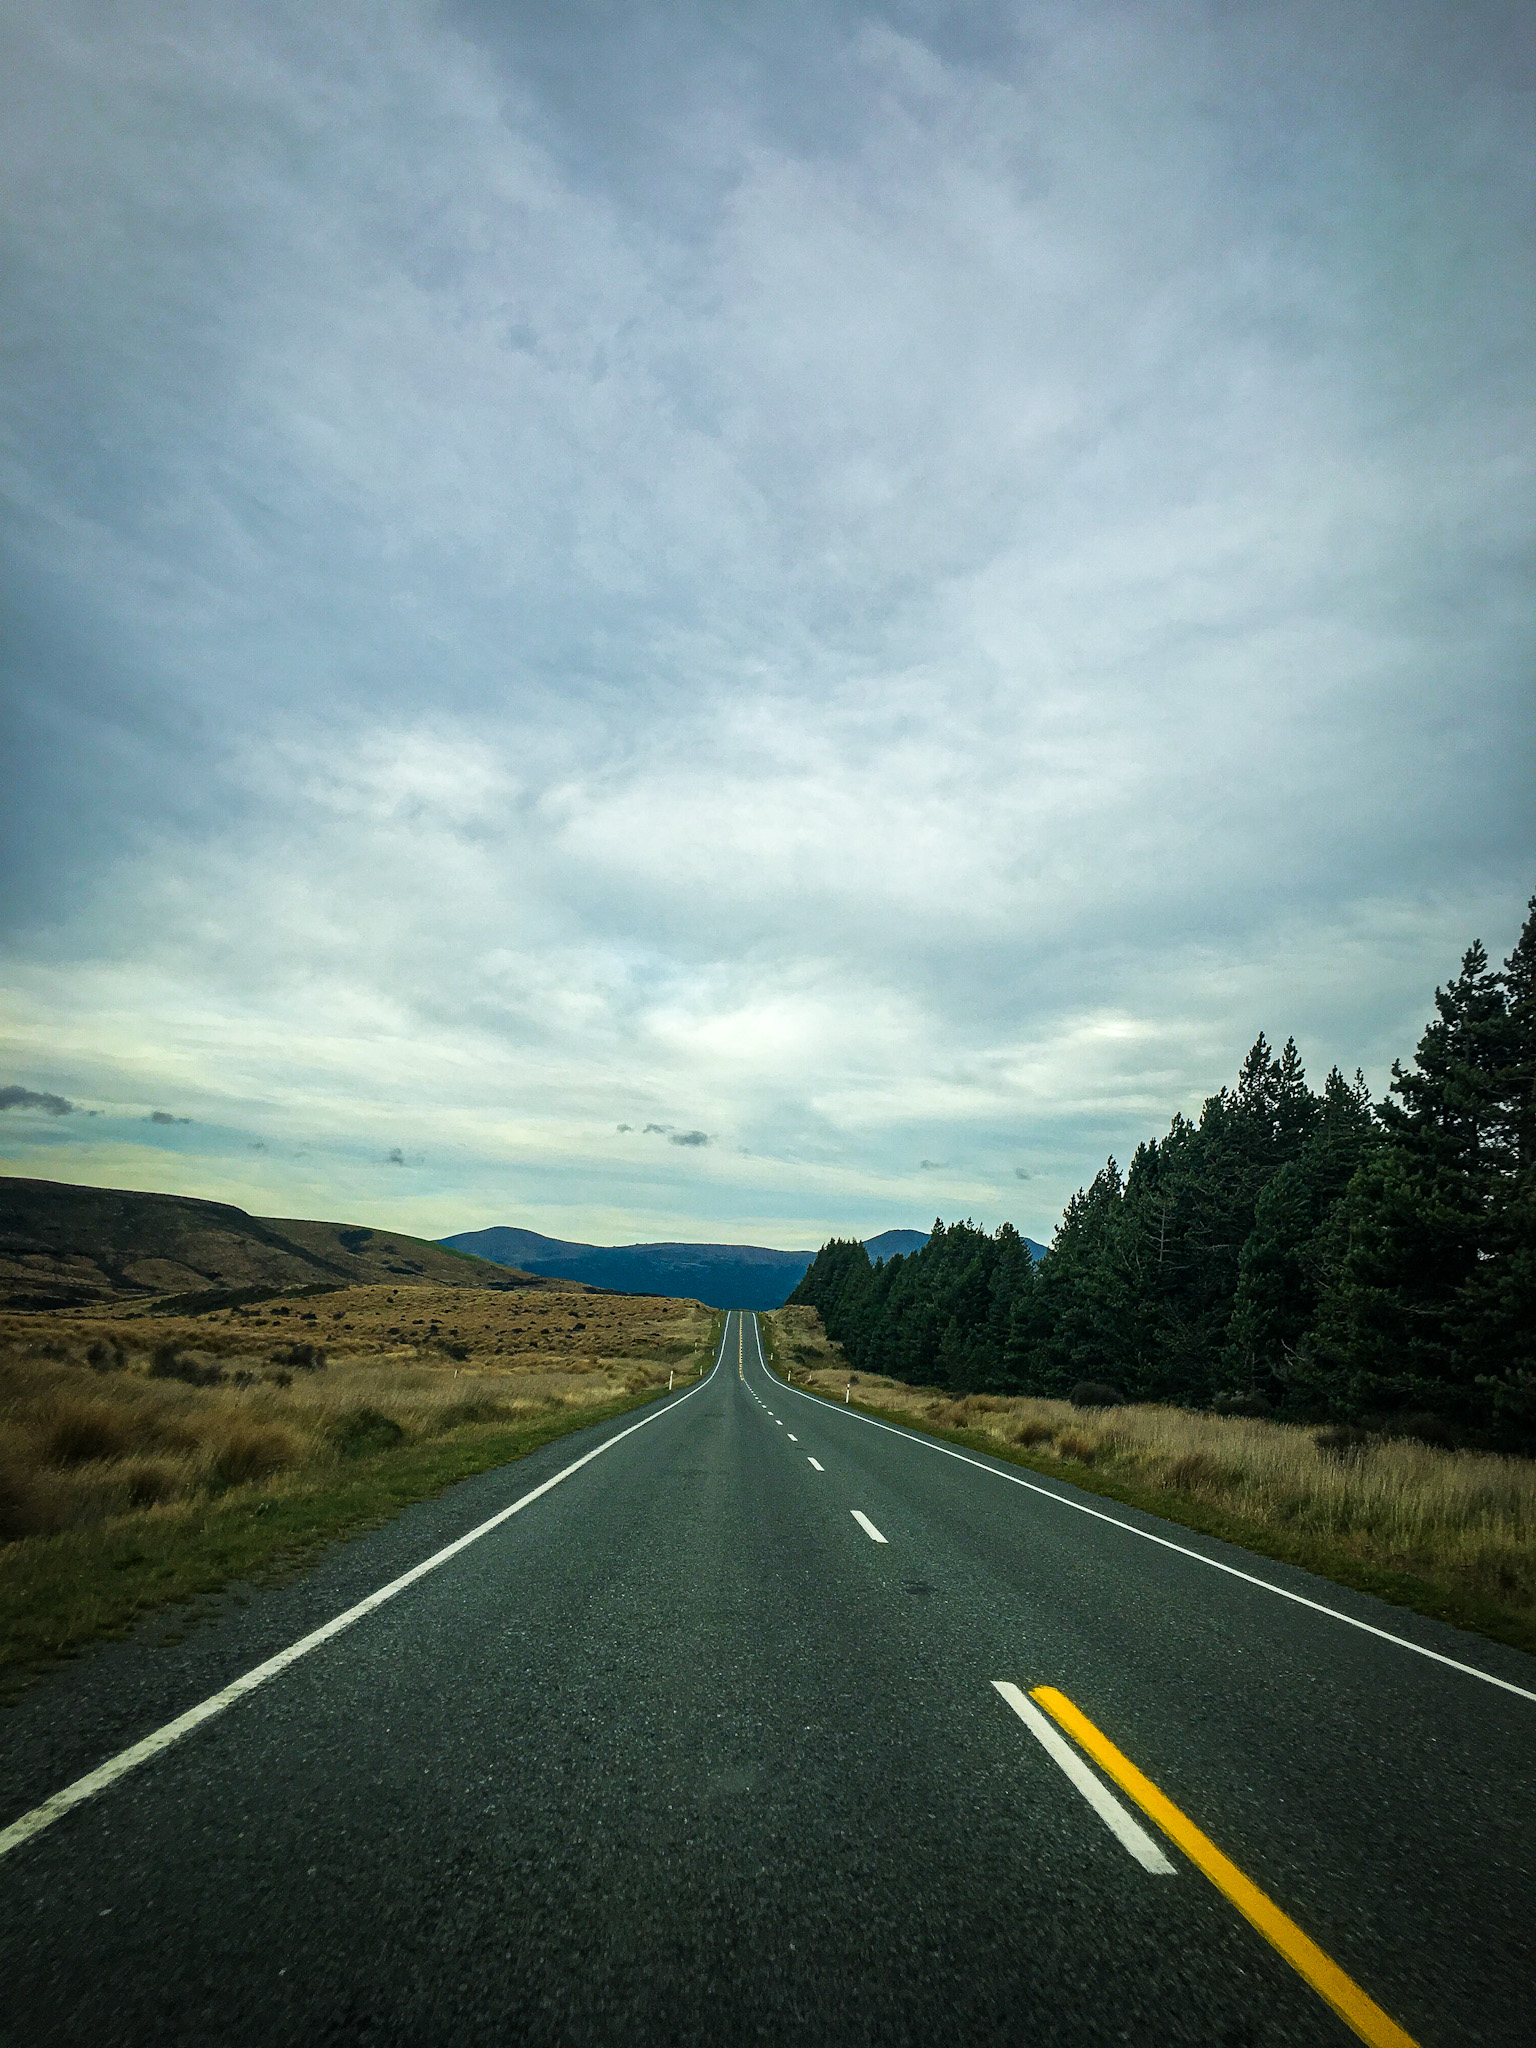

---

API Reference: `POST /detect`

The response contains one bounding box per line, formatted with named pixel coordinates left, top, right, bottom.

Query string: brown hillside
left=0, top=1176, right=565, bottom=1310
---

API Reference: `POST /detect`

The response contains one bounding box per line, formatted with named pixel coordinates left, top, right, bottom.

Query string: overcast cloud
left=1, top=0, right=1531, bottom=1245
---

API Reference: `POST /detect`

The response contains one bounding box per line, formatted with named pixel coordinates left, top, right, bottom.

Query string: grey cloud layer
left=0, top=0, right=1530, bottom=1242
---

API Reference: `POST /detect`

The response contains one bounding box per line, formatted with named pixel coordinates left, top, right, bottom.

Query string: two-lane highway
left=1, top=1311, right=1532, bottom=2045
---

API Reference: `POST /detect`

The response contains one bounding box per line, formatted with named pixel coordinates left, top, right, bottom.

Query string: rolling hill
left=0, top=1176, right=549, bottom=1311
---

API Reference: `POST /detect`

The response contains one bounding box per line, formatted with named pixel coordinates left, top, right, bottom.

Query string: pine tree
left=1463, top=899, right=1536, bottom=1433
left=1307, top=911, right=1534, bottom=1437
left=1227, top=1068, right=1376, bottom=1404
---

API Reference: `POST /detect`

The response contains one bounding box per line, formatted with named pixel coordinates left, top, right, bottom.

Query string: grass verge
left=760, top=1310, right=1536, bottom=1659
left=0, top=1389, right=669, bottom=1693
left=1, top=1289, right=724, bottom=1693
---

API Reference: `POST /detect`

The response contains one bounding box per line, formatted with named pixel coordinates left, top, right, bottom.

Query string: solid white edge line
left=851, top=1510, right=888, bottom=1544
left=0, top=1335, right=729, bottom=1863
left=991, top=1682, right=1175, bottom=1875
left=743, top=1318, right=1536, bottom=1705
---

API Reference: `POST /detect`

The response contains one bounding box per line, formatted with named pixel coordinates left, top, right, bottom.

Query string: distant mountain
left=863, top=1229, right=931, bottom=1261
left=437, top=1226, right=941, bottom=1310
left=0, top=1175, right=545, bottom=1311
left=866, top=1227, right=1048, bottom=1263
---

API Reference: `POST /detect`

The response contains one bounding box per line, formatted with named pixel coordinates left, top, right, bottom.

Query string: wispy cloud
left=0, top=1086, right=74, bottom=1116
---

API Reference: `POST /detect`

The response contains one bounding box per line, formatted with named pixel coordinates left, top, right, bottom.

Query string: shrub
left=1314, top=1425, right=1374, bottom=1461
left=271, top=1341, right=326, bottom=1372
left=1212, top=1389, right=1272, bottom=1418
left=1069, top=1381, right=1126, bottom=1409
left=87, top=1338, right=127, bottom=1373
left=149, top=1342, right=223, bottom=1387
left=1381, top=1411, right=1459, bottom=1451
left=1055, top=1427, right=1099, bottom=1465
left=328, top=1406, right=406, bottom=1457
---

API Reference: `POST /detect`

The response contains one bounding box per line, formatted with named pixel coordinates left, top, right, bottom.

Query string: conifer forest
left=791, top=898, right=1536, bottom=1450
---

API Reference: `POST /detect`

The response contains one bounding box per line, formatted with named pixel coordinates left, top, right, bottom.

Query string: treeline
left=790, top=900, right=1536, bottom=1448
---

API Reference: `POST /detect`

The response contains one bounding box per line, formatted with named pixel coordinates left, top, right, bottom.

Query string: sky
left=1, top=0, right=1532, bottom=1250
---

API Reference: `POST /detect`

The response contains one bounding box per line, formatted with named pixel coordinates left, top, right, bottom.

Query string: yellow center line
left=1030, top=1687, right=1420, bottom=2048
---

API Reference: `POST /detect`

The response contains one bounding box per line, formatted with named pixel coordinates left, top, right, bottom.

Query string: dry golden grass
left=1, top=1283, right=714, bottom=1544
left=763, top=1307, right=1536, bottom=1642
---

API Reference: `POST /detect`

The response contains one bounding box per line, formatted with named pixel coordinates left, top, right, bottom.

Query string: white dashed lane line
left=808, top=1458, right=824, bottom=1471
left=851, top=1511, right=888, bottom=1544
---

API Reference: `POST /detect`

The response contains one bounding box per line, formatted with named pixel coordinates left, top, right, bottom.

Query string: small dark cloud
left=919, top=1159, right=944, bottom=1171
left=1014, top=1167, right=1032, bottom=1181
left=643, top=1122, right=671, bottom=1135
left=148, top=1110, right=192, bottom=1125
left=0, top=1086, right=74, bottom=1116
left=249, top=1140, right=267, bottom=1152
left=669, top=1129, right=710, bottom=1147
left=386, top=1147, right=405, bottom=1165
left=615, top=1122, right=633, bottom=1132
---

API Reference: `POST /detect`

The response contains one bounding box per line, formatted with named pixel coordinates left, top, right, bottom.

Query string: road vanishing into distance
left=2, top=1313, right=1533, bottom=2046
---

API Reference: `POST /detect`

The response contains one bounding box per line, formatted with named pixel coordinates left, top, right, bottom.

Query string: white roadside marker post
left=669, top=1370, right=674, bottom=1390
left=845, top=1383, right=851, bottom=1403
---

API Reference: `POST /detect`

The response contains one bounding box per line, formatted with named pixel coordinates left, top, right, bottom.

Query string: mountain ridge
left=437, top=1225, right=826, bottom=1310
left=436, top=1225, right=944, bottom=1310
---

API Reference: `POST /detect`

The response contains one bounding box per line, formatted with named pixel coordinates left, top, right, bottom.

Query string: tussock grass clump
left=44, top=1396, right=142, bottom=1467
left=763, top=1308, right=1536, bottom=1651
left=327, top=1406, right=406, bottom=1458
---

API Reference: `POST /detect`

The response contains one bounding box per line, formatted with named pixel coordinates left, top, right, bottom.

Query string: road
left=1, top=1311, right=1532, bottom=2045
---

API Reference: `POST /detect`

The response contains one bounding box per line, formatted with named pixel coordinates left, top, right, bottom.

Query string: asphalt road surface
left=2, top=1312, right=1533, bottom=2046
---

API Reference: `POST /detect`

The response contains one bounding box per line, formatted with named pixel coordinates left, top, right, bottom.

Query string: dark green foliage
left=791, top=897, right=1536, bottom=1447
left=1302, top=916, right=1536, bottom=1432
left=1227, top=1065, right=1378, bottom=1400
left=790, top=1220, right=1039, bottom=1395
